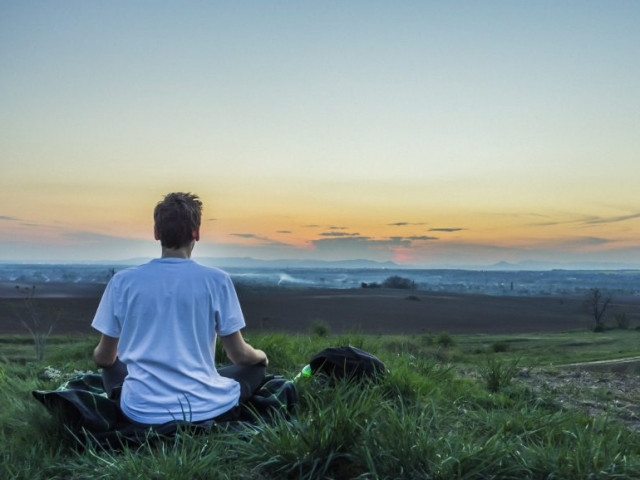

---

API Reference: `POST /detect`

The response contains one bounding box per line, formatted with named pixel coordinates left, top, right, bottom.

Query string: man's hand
left=220, top=331, right=268, bottom=367
left=254, top=348, right=269, bottom=367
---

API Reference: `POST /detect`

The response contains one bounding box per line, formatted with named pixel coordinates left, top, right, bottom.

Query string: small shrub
left=432, top=348, right=450, bottom=363
left=479, top=356, right=520, bottom=393
left=435, top=331, right=454, bottom=348
left=405, top=295, right=420, bottom=301
left=615, top=312, right=630, bottom=330
left=311, top=320, right=330, bottom=337
left=420, top=333, right=434, bottom=346
left=10, top=285, right=62, bottom=361
left=490, top=341, right=509, bottom=353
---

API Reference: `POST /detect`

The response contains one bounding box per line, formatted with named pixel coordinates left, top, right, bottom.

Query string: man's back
left=92, top=258, right=246, bottom=423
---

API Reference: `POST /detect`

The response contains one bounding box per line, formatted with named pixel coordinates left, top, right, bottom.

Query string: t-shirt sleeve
left=216, top=275, right=246, bottom=336
left=91, top=278, right=122, bottom=338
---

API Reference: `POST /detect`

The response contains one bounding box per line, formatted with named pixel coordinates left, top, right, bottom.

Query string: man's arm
left=93, top=334, right=119, bottom=367
left=219, top=331, right=268, bottom=367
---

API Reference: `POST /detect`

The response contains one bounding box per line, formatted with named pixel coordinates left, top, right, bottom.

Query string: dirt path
left=557, top=356, right=640, bottom=372
left=515, top=358, right=640, bottom=432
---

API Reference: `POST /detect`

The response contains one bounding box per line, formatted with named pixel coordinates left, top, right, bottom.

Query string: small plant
left=478, top=356, right=520, bottom=393
left=490, top=341, right=509, bottom=353
left=260, top=316, right=271, bottom=329
left=310, top=319, right=330, bottom=337
left=11, top=285, right=62, bottom=361
left=615, top=312, right=630, bottom=330
left=435, top=331, right=454, bottom=348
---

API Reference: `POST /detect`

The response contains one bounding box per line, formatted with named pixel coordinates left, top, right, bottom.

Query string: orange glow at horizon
left=1, top=3, right=639, bottom=264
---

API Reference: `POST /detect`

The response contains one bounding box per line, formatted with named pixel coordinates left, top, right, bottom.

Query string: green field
left=3, top=329, right=640, bottom=479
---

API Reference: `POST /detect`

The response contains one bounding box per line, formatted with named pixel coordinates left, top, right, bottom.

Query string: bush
left=490, top=341, right=509, bottom=353
left=311, top=320, right=330, bottom=337
left=419, top=333, right=434, bottom=346
left=381, top=276, right=415, bottom=290
left=479, top=356, right=520, bottom=393
left=615, top=312, right=630, bottom=330
left=435, top=331, right=454, bottom=348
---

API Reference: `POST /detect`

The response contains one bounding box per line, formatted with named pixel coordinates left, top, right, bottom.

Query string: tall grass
left=3, top=331, right=640, bottom=479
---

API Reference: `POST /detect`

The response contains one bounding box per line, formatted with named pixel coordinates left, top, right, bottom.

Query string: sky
left=1, top=1, right=639, bottom=267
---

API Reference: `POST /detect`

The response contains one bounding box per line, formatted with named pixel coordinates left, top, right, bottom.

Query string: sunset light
left=1, top=2, right=639, bottom=267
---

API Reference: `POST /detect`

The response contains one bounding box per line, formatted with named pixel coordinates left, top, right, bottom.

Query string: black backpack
left=309, top=346, right=386, bottom=381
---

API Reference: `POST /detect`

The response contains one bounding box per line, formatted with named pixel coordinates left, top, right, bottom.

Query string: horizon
left=2, top=255, right=640, bottom=272
left=2, top=2, right=640, bottom=266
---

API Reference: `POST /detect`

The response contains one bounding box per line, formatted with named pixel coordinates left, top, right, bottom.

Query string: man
left=91, top=192, right=267, bottom=424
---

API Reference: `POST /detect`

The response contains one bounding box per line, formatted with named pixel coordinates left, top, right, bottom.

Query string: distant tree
left=381, top=275, right=415, bottom=290
left=107, top=268, right=116, bottom=281
left=586, top=288, right=612, bottom=332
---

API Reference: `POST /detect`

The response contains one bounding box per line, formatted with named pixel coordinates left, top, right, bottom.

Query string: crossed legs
left=101, top=359, right=266, bottom=404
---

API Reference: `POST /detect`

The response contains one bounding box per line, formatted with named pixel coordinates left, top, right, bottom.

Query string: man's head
left=153, top=192, right=203, bottom=249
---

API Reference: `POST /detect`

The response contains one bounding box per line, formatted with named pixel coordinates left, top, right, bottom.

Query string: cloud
left=277, top=230, right=292, bottom=234
left=319, top=232, right=361, bottom=237
left=584, top=213, right=640, bottom=225
left=312, top=235, right=438, bottom=259
left=312, top=236, right=411, bottom=247
left=0, top=215, right=19, bottom=221
left=552, top=236, right=613, bottom=248
left=533, top=212, right=640, bottom=228
left=63, top=231, right=149, bottom=245
left=230, top=233, right=291, bottom=247
left=207, top=218, right=217, bottom=221
left=231, top=233, right=262, bottom=239
left=429, top=228, right=465, bottom=233
left=388, top=235, right=438, bottom=241
left=532, top=218, right=590, bottom=227
left=405, top=235, right=439, bottom=241
left=502, top=235, right=614, bottom=253
left=388, top=222, right=427, bottom=226
left=311, top=236, right=413, bottom=260
left=302, top=225, right=350, bottom=230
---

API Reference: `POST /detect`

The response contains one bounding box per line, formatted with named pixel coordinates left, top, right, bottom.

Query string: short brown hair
left=153, top=192, right=203, bottom=248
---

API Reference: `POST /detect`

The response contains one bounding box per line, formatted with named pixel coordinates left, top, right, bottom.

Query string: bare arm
left=92, top=334, right=119, bottom=367
left=219, top=331, right=268, bottom=367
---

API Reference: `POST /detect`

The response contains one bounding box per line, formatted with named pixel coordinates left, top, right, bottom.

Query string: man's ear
left=154, top=225, right=160, bottom=241
left=192, top=229, right=200, bottom=242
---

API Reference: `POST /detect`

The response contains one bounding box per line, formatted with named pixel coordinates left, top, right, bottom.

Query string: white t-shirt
left=91, top=258, right=245, bottom=424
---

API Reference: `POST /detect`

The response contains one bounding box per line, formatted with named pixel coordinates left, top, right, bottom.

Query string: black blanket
left=33, top=373, right=297, bottom=447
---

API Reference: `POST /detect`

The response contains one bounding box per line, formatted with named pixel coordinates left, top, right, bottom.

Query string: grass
left=3, top=329, right=640, bottom=479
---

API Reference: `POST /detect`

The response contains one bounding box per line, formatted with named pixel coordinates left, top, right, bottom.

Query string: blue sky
left=1, top=1, right=639, bottom=266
